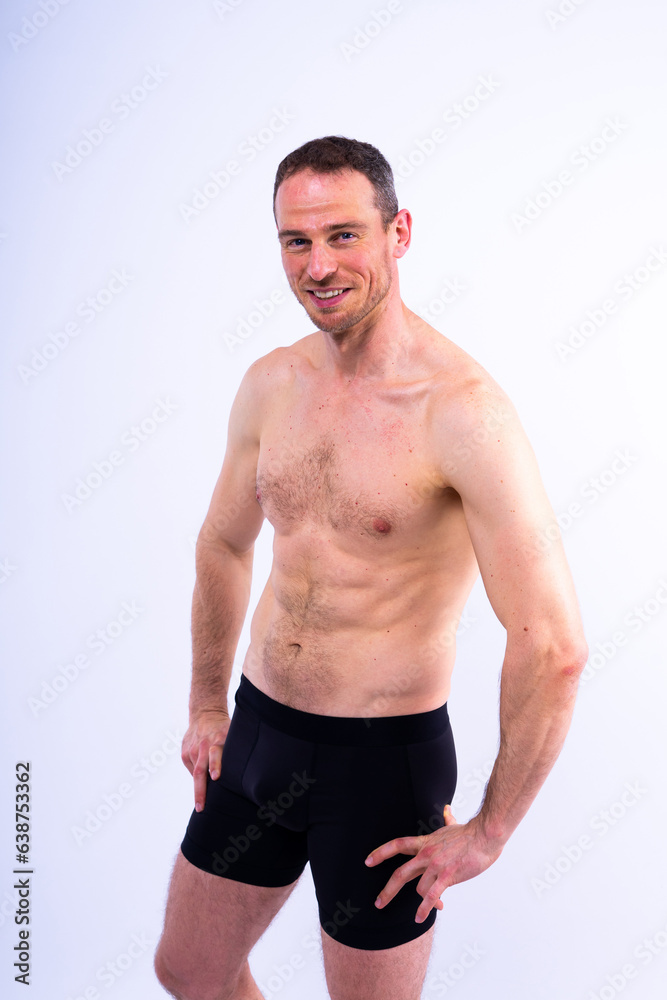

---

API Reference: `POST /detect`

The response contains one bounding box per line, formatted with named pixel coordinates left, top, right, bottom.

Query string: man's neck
left=318, top=296, right=413, bottom=383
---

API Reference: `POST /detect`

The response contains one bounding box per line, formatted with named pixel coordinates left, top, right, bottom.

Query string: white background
left=2, top=1, right=667, bottom=998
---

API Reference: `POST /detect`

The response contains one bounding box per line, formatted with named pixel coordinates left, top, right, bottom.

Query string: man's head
left=273, top=137, right=410, bottom=336
left=273, top=136, right=399, bottom=230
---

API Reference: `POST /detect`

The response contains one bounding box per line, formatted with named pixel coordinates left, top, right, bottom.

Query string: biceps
left=198, top=447, right=264, bottom=554
left=443, top=389, right=583, bottom=640
left=463, top=494, right=580, bottom=638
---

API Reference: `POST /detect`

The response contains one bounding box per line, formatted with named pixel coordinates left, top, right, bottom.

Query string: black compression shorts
left=181, top=674, right=457, bottom=951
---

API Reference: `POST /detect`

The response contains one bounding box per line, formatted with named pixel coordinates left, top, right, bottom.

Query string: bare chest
left=255, top=389, right=444, bottom=539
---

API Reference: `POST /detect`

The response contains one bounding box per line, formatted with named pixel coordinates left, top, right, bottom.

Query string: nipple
left=372, top=518, right=391, bottom=534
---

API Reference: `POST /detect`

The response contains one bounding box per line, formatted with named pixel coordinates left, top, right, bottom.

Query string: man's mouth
left=306, top=288, right=351, bottom=306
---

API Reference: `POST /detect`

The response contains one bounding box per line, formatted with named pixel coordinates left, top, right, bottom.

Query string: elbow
left=196, top=522, right=253, bottom=560
left=194, top=533, right=254, bottom=581
left=551, top=636, right=588, bottom=688
left=560, top=635, right=588, bottom=674
left=509, top=631, right=589, bottom=685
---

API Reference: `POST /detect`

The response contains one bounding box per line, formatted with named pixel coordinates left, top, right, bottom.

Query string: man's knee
left=155, top=944, right=195, bottom=1000
left=154, top=946, right=202, bottom=1000
left=153, top=945, right=241, bottom=1000
left=154, top=946, right=182, bottom=998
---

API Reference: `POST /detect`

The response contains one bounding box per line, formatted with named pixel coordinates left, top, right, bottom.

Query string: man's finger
left=193, top=746, right=210, bottom=813
left=374, top=853, right=430, bottom=908
left=443, top=804, right=458, bottom=825
left=181, top=741, right=195, bottom=775
left=415, top=899, right=445, bottom=924
left=415, top=872, right=452, bottom=923
left=209, top=744, right=223, bottom=781
left=365, top=835, right=423, bottom=867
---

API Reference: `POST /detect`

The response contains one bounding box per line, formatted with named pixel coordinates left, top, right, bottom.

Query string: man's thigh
left=321, top=924, right=435, bottom=1000
left=154, top=851, right=300, bottom=997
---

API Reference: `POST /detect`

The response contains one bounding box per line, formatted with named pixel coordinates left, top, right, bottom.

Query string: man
left=154, top=136, right=588, bottom=1000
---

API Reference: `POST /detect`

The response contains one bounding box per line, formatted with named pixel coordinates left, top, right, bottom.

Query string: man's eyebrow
left=277, top=221, right=369, bottom=239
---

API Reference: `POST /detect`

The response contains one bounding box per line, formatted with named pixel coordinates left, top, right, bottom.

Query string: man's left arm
left=367, top=381, right=589, bottom=922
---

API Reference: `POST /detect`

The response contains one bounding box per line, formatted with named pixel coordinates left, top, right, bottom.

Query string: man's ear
left=392, top=208, right=412, bottom=258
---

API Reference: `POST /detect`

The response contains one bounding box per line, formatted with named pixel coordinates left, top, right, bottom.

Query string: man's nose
left=307, top=243, right=337, bottom=282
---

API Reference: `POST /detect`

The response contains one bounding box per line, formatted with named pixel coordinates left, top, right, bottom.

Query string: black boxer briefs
left=181, top=674, right=457, bottom=950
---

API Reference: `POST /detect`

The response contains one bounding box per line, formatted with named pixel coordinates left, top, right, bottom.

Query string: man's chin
left=309, top=310, right=365, bottom=335
left=300, top=294, right=351, bottom=326
left=296, top=281, right=390, bottom=335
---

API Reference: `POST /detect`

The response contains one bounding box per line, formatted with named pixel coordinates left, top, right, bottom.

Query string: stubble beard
left=295, top=256, right=393, bottom=336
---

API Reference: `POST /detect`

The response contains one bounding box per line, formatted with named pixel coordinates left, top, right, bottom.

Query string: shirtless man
left=154, top=136, right=588, bottom=1000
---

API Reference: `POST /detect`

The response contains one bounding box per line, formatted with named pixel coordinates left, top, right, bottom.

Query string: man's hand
left=365, top=806, right=503, bottom=924
left=181, top=710, right=231, bottom=813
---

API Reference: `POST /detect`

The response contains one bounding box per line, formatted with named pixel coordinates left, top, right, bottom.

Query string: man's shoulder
left=241, top=334, right=318, bottom=391
left=413, top=323, right=530, bottom=490
left=412, top=318, right=513, bottom=432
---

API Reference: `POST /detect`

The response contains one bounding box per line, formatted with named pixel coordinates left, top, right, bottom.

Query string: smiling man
left=154, top=136, right=588, bottom=1000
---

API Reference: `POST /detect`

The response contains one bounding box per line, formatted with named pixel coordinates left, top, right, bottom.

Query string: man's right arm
left=181, top=361, right=267, bottom=812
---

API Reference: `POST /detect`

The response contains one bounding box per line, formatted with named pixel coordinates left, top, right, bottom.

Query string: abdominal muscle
left=241, top=529, right=479, bottom=717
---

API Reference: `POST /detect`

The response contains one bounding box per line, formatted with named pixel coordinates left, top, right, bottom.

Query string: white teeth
left=313, top=288, right=345, bottom=299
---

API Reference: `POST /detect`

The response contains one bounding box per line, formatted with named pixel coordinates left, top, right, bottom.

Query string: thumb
left=443, top=804, right=458, bottom=826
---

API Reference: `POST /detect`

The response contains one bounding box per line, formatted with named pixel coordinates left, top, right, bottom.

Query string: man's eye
left=338, top=232, right=355, bottom=240
left=287, top=238, right=307, bottom=248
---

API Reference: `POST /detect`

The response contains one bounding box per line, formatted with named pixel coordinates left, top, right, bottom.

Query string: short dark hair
left=273, top=136, right=399, bottom=229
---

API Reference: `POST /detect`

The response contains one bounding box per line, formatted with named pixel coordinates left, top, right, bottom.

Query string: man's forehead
left=275, top=167, right=379, bottom=226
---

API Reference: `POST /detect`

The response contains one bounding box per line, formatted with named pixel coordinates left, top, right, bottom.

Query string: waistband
left=235, top=674, right=450, bottom=747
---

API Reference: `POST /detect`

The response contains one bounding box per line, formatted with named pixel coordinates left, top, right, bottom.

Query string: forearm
left=472, top=642, right=586, bottom=847
left=189, top=538, right=253, bottom=718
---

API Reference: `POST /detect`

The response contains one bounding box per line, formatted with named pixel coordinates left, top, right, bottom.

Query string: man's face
left=275, top=168, right=398, bottom=335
